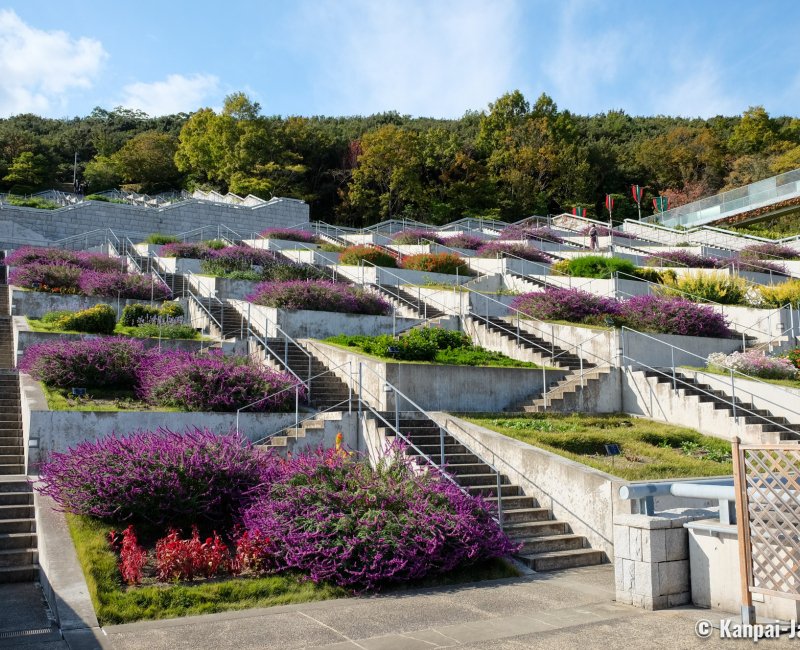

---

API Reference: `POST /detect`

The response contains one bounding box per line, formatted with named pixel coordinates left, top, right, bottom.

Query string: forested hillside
left=2, top=90, right=799, bottom=227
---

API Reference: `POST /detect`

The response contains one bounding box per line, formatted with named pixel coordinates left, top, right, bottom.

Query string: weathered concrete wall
left=0, top=197, right=308, bottom=245
left=10, top=288, right=168, bottom=319
left=304, top=340, right=567, bottom=412
left=153, top=256, right=203, bottom=274
left=228, top=300, right=418, bottom=339
left=331, top=265, right=470, bottom=287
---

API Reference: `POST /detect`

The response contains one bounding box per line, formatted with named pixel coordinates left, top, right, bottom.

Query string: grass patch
left=41, top=384, right=180, bottom=412
left=461, top=412, right=732, bottom=480
left=66, top=515, right=518, bottom=625
left=66, top=514, right=346, bottom=625
left=681, top=365, right=800, bottom=390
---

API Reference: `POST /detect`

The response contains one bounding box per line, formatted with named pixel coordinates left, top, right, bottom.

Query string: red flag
left=572, top=207, right=586, bottom=217
left=631, top=185, right=643, bottom=204
left=605, top=195, right=614, bottom=213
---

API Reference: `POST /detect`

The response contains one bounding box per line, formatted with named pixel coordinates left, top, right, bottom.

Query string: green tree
left=112, top=131, right=181, bottom=192
left=728, top=106, right=776, bottom=155
left=83, top=155, right=121, bottom=191
left=3, top=151, right=48, bottom=193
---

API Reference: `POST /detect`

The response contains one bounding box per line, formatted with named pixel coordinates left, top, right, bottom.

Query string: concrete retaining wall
left=10, top=288, right=167, bottom=319
left=332, top=265, right=470, bottom=287
left=0, top=196, right=308, bottom=245
left=304, top=340, right=567, bottom=412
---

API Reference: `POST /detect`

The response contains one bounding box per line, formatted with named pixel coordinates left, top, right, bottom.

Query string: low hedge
left=339, top=245, right=397, bottom=268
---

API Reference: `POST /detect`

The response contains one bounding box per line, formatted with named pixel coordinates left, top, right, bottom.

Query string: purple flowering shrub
left=511, top=289, right=730, bottom=337
left=511, top=288, right=620, bottom=322
left=38, top=428, right=268, bottom=527
left=259, top=228, right=318, bottom=243
left=3, top=246, right=121, bottom=271
left=19, top=337, right=146, bottom=388
left=8, top=262, right=82, bottom=293
left=500, top=225, right=565, bottom=243
left=200, top=246, right=280, bottom=276
left=724, top=257, right=787, bottom=275
left=644, top=251, right=720, bottom=268
left=158, top=242, right=221, bottom=260
left=240, top=446, right=517, bottom=591
left=740, top=243, right=800, bottom=261
left=618, top=295, right=730, bottom=338
left=476, top=242, right=551, bottom=264
left=439, top=234, right=484, bottom=250
left=78, top=270, right=172, bottom=300
left=391, top=229, right=443, bottom=245
left=708, top=350, right=797, bottom=380
left=248, top=280, right=390, bottom=315
left=580, top=225, right=635, bottom=239
left=136, top=350, right=302, bottom=412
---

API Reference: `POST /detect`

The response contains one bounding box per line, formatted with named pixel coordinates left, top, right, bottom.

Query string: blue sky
left=2, top=0, right=799, bottom=120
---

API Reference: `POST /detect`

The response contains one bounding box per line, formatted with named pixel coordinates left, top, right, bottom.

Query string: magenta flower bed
left=644, top=250, right=720, bottom=268
left=137, top=349, right=303, bottom=412
left=19, top=337, right=146, bottom=389
left=440, top=234, right=484, bottom=250
left=158, top=242, right=220, bottom=260
left=500, top=225, right=565, bottom=243
left=208, top=245, right=277, bottom=268
left=78, top=269, right=171, bottom=300
left=259, top=228, right=318, bottom=243
left=511, top=288, right=730, bottom=338
left=740, top=242, right=800, bottom=261
left=391, top=229, right=443, bottom=245
left=240, top=446, right=517, bottom=591
left=476, top=241, right=551, bottom=264
left=20, top=338, right=299, bottom=411
left=247, top=280, right=390, bottom=315
left=724, top=257, right=787, bottom=275
left=3, top=246, right=122, bottom=272
left=38, top=429, right=268, bottom=527
left=8, top=262, right=83, bottom=293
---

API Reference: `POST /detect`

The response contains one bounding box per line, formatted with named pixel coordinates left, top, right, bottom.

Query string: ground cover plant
left=247, top=280, right=390, bottom=315
left=339, top=245, right=398, bottom=268
left=511, top=288, right=731, bottom=338
left=551, top=255, right=636, bottom=279
left=740, top=243, right=800, bottom=261
left=158, top=241, right=223, bottom=260
left=476, top=241, right=551, bottom=264
left=144, top=233, right=180, bottom=245
left=41, top=435, right=516, bottom=623
left=643, top=250, right=720, bottom=268
left=400, top=252, right=471, bottom=275
left=198, top=245, right=278, bottom=277
left=2, top=196, right=59, bottom=209
left=326, top=328, right=539, bottom=368
left=19, top=339, right=298, bottom=412
left=462, top=413, right=732, bottom=480
left=259, top=228, right=318, bottom=243
left=756, top=278, right=800, bottom=308
left=657, top=271, right=750, bottom=305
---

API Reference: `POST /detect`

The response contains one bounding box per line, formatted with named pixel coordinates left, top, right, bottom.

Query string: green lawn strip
left=460, top=413, right=732, bottom=481
left=67, top=515, right=518, bottom=625
left=321, top=337, right=547, bottom=369
left=41, top=384, right=181, bottom=412
left=681, top=365, right=800, bottom=390
left=26, top=317, right=203, bottom=340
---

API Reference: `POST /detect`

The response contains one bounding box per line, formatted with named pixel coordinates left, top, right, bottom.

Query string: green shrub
left=145, top=233, right=179, bottom=245
left=632, top=268, right=675, bottom=284
left=121, top=302, right=184, bottom=327
left=319, top=243, right=344, bottom=253
left=5, top=197, right=59, bottom=209
left=205, top=239, right=227, bottom=250
left=658, top=271, right=749, bottom=305
left=758, top=279, right=800, bottom=308
left=339, top=245, right=397, bottom=268
left=41, top=310, right=73, bottom=324
left=132, top=322, right=198, bottom=339
left=55, top=304, right=117, bottom=334
left=558, top=256, right=637, bottom=279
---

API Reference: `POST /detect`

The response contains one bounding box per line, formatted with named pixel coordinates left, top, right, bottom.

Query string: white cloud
left=119, top=73, right=220, bottom=116
left=654, top=57, right=740, bottom=118
left=0, top=9, right=106, bottom=116
left=300, top=0, right=521, bottom=117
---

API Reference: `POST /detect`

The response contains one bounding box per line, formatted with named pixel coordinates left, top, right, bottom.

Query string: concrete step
left=485, top=494, right=537, bottom=510
left=515, top=533, right=587, bottom=554
left=0, top=478, right=29, bottom=492
left=516, top=548, right=605, bottom=571
left=446, top=462, right=494, bottom=476
left=0, top=533, right=35, bottom=551
left=0, top=564, right=38, bottom=583
left=454, top=473, right=511, bottom=487
left=507, top=520, right=569, bottom=539
left=467, top=484, right=521, bottom=497
left=0, top=519, right=35, bottom=534
left=0, top=465, right=24, bottom=476
left=0, top=456, right=22, bottom=466
left=0, top=504, right=33, bottom=519
left=0, top=492, right=32, bottom=506
left=0, top=547, right=38, bottom=568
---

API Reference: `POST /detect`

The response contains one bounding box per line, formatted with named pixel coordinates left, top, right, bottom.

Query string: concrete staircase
left=377, top=413, right=605, bottom=571
left=260, top=338, right=353, bottom=410
left=371, top=284, right=446, bottom=320
left=466, top=315, right=592, bottom=371
left=191, top=296, right=247, bottom=339
left=509, top=366, right=613, bottom=412
left=642, top=369, right=800, bottom=441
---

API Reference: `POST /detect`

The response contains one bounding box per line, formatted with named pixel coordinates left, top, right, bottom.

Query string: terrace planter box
left=332, top=265, right=471, bottom=287
left=228, top=300, right=419, bottom=339
left=10, top=288, right=167, bottom=319
left=19, top=375, right=298, bottom=465
left=186, top=275, right=260, bottom=301
left=153, top=256, right=203, bottom=274
left=304, top=340, right=568, bottom=413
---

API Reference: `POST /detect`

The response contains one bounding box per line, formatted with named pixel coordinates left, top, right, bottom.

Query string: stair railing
left=355, top=361, right=503, bottom=527
left=620, top=327, right=800, bottom=437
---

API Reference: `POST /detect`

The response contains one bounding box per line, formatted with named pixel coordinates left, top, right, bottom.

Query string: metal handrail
left=620, top=327, right=800, bottom=436
left=246, top=325, right=307, bottom=387
left=250, top=392, right=354, bottom=448
left=356, top=362, right=503, bottom=525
